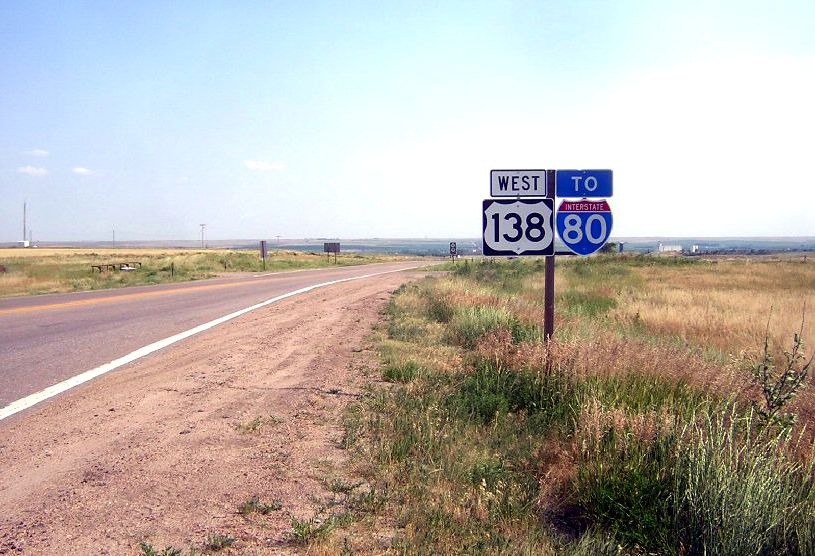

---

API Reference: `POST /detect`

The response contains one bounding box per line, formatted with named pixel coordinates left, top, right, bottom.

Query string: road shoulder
left=0, top=271, right=423, bottom=554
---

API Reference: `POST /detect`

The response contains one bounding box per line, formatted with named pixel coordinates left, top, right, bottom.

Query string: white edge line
left=0, top=266, right=421, bottom=422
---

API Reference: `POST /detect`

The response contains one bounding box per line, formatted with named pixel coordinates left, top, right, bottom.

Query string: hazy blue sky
left=1, top=1, right=813, bottom=241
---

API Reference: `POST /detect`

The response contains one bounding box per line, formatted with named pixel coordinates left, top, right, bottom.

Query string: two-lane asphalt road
left=0, top=261, right=424, bottom=412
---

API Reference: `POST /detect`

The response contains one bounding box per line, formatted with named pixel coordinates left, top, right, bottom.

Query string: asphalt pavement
left=0, top=261, right=424, bottom=409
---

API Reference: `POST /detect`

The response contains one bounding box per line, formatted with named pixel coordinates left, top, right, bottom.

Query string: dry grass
left=0, top=248, right=192, bottom=258
left=604, top=258, right=815, bottom=355
left=340, top=256, right=815, bottom=554
left=0, top=248, right=399, bottom=297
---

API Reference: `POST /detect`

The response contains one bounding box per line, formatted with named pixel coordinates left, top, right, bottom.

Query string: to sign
left=556, top=199, right=613, bottom=256
left=490, top=170, right=547, bottom=197
left=556, top=169, right=613, bottom=198
left=482, top=199, right=554, bottom=256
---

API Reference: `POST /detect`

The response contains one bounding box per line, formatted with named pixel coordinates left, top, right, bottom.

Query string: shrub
left=747, top=328, right=813, bottom=431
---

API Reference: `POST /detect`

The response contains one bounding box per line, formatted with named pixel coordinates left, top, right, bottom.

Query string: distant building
left=658, top=242, right=682, bottom=253
left=690, top=245, right=700, bottom=254
left=17, top=240, right=30, bottom=248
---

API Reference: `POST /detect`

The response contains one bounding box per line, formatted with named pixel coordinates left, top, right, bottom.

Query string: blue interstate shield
left=555, top=199, right=613, bottom=256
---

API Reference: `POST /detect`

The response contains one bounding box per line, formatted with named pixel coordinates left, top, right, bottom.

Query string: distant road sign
left=482, top=199, right=554, bottom=256
left=449, top=242, right=457, bottom=256
left=323, top=242, right=340, bottom=253
left=555, top=169, right=613, bottom=198
left=490, top=170, right=547, bottom=197
left=556, top=199, right=613, bottom=256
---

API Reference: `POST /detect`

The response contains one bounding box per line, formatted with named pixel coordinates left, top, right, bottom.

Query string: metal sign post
left=260, top=240, right=267, bottom=271
left=544, top=170, right=556, bottom=343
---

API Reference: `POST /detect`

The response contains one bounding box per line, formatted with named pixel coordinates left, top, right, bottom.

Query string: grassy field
left=326, top=255, right=815, bottom=554
left=0, top=248, right=402, bottom=298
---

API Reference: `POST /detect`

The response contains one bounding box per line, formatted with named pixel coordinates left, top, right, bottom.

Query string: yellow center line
left=0, top=279, right=264, bottom=317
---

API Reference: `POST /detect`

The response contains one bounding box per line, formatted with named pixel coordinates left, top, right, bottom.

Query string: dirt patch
left=0, top=271, right=423, bottom=554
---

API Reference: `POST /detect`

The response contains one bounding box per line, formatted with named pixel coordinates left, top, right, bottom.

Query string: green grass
left=559, top=290, right=617, bottom=317
left=342, top=257, right=815, bottom=554
left=452, top=361, right=573, bottom=430
left=448, top=306, right=540, bottom=348
left=382, top=360, right=424, bottom=383
left=674, top=407, right=815, bottom=555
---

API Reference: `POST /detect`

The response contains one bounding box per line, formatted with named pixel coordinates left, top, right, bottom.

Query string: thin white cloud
left=23, top=148, right=49, bottom=157
left=72, top=167, right=93, bottom=175
left=243, top=159, right=284, bottom=172
left=17, top=165, right=48, bottom=176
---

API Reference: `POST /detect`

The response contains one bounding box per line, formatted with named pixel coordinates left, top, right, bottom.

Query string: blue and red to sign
left=555, top=169, right=613, bottom=198
left=556, top=199, right=613, bottom=256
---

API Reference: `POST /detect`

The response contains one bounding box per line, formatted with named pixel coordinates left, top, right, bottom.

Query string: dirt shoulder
left=0, top=270, right=424, bottom=555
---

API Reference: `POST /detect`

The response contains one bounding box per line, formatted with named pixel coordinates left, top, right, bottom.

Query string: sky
left=1, top=0, right=814, bottom=242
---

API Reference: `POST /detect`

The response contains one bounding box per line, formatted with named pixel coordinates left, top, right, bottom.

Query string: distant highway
left=0, top=261, right=424, bottom=412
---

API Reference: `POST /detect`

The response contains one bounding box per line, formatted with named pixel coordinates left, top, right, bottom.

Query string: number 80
left=561, top=214, right=608, bottom=244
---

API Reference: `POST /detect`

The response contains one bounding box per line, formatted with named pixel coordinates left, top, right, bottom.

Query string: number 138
left=491, top=212, right=547, bottom=243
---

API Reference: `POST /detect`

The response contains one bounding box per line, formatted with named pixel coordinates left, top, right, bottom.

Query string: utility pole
left=112, top=228, right=115, bottom=248
left=22, top=201, right=26, bottom=245
left=200, top=224, right=206, bottom=249
left=276, top=235, right=280, bottom=245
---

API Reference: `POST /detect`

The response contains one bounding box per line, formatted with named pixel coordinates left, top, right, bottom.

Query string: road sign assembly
left=449, top=241, right=457, bottom=257
left=555, top=169, right=613, bottom=198
left=482, top=198, right=554, bottom=256
left=482, top=168, right=615, bottom=342
left=323, top=242, right=340, bottom=263
left=556, top=199, right=613, bottom=256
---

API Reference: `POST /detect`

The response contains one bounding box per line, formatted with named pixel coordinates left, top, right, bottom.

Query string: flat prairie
left=0, top=248, right=401, bottom=298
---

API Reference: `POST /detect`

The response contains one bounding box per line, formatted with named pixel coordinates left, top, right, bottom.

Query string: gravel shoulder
left=0, top=270, right=423, bottom=555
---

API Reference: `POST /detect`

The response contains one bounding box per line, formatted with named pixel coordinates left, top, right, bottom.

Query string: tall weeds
left=675, top=407, right=815, bottom=555
left=350, top=258, right=815, bottom=554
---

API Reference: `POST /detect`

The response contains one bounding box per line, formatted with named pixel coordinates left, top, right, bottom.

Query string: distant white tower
left=21, top=202, right=30, bottom=248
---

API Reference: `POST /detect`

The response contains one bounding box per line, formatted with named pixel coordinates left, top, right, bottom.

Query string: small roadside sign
left=490, top=170, right=547, bottom=197
left=555, top=199, right=613, bottom=256
left=482, top=198, right=554, bottom=256
left=449, top=242, right=457, bottom=257
left=555, top=169, right=613, bottom=198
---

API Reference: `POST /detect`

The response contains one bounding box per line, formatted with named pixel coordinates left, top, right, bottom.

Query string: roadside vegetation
left=330, top=255, right=815, bottom=554
left=0, top=248, right=402, bottom=297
